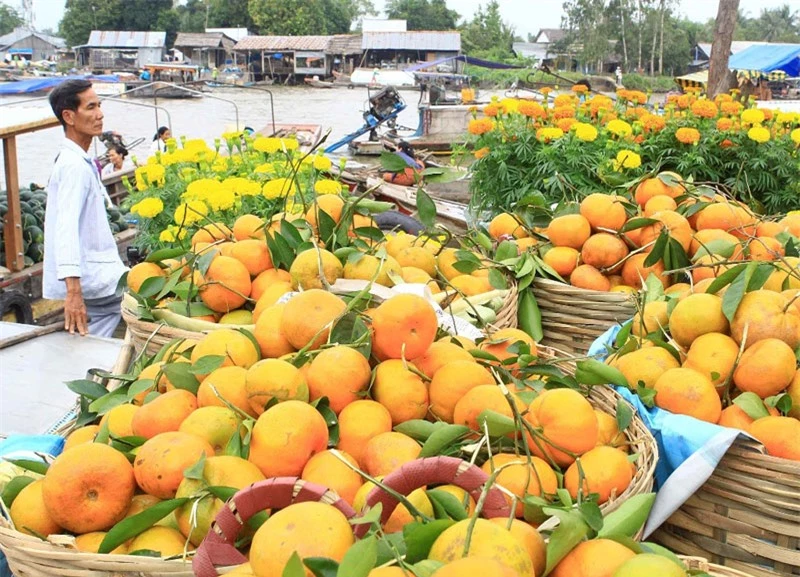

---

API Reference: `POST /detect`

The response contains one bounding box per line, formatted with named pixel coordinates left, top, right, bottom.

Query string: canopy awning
left=675, top=70, right=708, bottom=89
left=405, top=54, right=525, bottom=73
left=728, top=44, right=800, bottom=80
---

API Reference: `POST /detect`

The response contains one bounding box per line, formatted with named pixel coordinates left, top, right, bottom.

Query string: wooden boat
left=349, top=134, right=463, bottom=156
left=366, top=176, right=469, bottom=231
left=255, top=123, right=324, bottom=150
left=304, top=77, right=335, bottom=89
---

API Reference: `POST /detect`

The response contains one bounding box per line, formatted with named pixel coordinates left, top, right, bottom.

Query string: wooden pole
left=708, top=0, right=739, bottom=97
left=3, top=136, right=24, bottom=272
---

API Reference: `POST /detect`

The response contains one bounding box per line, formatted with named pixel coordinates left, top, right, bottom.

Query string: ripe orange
left=307, top=345, right=371, bottom=413
left=488, top=213, right=529, bottom=240
left=571, top=264, right=611, bottom=292
left=133, top=431, right=214, bottom=499
left=644, top=194, right=678, bottom=216
left=564, top=446, right=633, bottom=504
left=63, top=425, right=100, bottom=451
left=453, top=385, right=521, bottom=432
left=362, top=432, right=421, bottom=477
left=550, top=538, right=637, bottom=577
left=631, top=301, right=668, bottom=337
left=488, top=518, right=546, bottom=577
left=547, top=214, right=592, bottom=249
left=10, top=480, right=62, bottom=537
left=343, top=254, right=402, bottom=287
left=479, top=328, right=537, bottom=365
left=289, top=247, right=343, bottom=290
left=524, top=388, right=599, bottom=467
left=412, top=341, right=474, bottom=379
left=250, top=268, right=292, bottom=301
left=429, top=361, right=495, bottom=423
left=733, top=338, right=796, bottom=399
left=543, top=246, right=580, bottom=278
left=74, top=531, right=128, bottom=554
left=696, top=202, right=756, bottom=239
left=246, top=359, right=309, bottom=414
left=748, top=416, right=800, bottom=461
left=127, top=262, right=166, bottom=295
left=197, top=365, right=256, bottom=417
left=481, top=453, right=557, bottom=517
left=614, top=553, right=686, bottom=577
left=748, top=237, right=784, bottom=262
left=634, top=173, right=683, bottom=206
left=230, top=239, right=273, bottom=277
left=192, top=222, right=233, bottom=246
left=42, top=443, right=136, bottom=533
left=433, top=558, right=517, bottom=577
left=198, top=255, right=252, bottom=313
left=613, top=347, right=680, bottom=389
left=653, top=367, right=722, bottom=423
left=580, top=233, right=629, bottom=272
left=580, top=193, right=627, bottom=232
left=233, top=214, right=266, bottom=241
left=689, top=228, right=739, bottom=257
left=337, top=400, right=393, bottom=467
left=668, top=293, right=729, bottom=348
left=248, top=400, right=328, bottom=477
left=253, top=303, right=295, bottom=359
left=301, top=449, right=363, bottom=506
left=683, top=332, right=739, bottom=392
left=130, top=389, right=198, bottom=439
left=395, top=246, right=437, bottom=276
left=305, top=194, right=345, bottom=229
left=128, top=526, right=193, bottom=557
left=717, top=404, right=771, bottom=431
left=595, top=410, right=627, bottom=451
left=372, top=359, right=429, bottom=425
left=178, top=406, right=241, bottom=455
left=639, top=210, right=692, bottom=252
left=620, top=252, right=667, bottom=289
left=371, top=294, right=438, bottom=361
left=280, top=289, right=347, bottom=350
left=730, top=290, right=800, bottom=350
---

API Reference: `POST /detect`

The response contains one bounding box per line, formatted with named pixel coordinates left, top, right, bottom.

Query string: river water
left=0, top=85, right=429, bottom=187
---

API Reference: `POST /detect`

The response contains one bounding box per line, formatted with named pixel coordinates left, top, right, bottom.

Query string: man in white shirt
left=44, top=79, right=128, bottom=337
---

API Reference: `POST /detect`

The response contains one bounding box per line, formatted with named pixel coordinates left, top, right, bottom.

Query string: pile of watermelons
left=0, top=184, right=128, bottom=268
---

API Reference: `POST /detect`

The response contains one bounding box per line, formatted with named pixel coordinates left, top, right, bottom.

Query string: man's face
left=63, top=88, right=103, bottom=137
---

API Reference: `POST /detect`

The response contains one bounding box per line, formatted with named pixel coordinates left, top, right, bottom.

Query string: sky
left=1, top=0, right=796, bottom=37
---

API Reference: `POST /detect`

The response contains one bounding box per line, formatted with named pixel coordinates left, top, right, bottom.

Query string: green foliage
left=384, top=0, right=460, bottom=31
left=0, top=3, right=23, bottom=36
left=59, top=0, right=124, bottom=47
left=460, top=0, right=516, bottom=61
left=620, top=74, right=677, bottom=93
left=247, top=0, right=372, bottom=34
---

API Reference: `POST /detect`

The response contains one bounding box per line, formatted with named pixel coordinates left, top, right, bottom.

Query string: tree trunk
left=620, top=0, right=629, bottom=68
left=637, top=0, right=644, bottom=72
left=650, top=9, right=658, bottom=75
left=708, top=0, right=739, bottom=97
left=658, top=0, right=666, bottom=75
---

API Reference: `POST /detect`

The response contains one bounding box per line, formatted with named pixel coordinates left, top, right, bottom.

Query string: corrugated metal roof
left=234, top=36, right=333, bottom=51
left=512, top=42, right=548, bottom=60
left=0, top=27, right=65, bottom=49
left=536, top=29, right=567, bottom=43
left=86, top=30, right=166, bottom=48
left=174, top=32, right=233, bottom=49
left=361, top=31, right=460, bottom=51
left=326, top=35, right=363, bottom=55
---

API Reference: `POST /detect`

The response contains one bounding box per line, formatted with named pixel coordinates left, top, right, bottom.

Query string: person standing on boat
left=44, top=79, right=128, bottom=337
left=150, top=126, right=171, bottom=155
left=101, top=144, right=131, bottom=177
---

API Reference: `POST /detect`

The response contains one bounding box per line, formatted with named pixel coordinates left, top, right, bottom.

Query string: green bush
left=621, top=74, right=677, bottom=93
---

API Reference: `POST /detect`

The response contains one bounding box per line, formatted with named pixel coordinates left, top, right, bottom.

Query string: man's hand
left=64, top=277, right=88, bottom=336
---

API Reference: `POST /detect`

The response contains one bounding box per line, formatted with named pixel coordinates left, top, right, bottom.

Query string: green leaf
left=165, top=300, right=214, bottom=317
left=5, top=459, right=49, bottom=476
left=137, top=275, right=167, bottom=299
left=620, top=217, right=658, bottom=233
left=380, top=151, right=410, bottom=172
left=224, top=426, right=244, bottom=458
left=195, top=249, right=218, bottom=276
left=128, top=549, right=162, bottom=557
left=280, top=219, right=304, bottom=249
left=411, top=560, right=445, bottom=577
left=349, top=502, right=383, bottom=527
left=66, top=379, right=108, bottom=400
left=705, top=263, right=747, bottom=295
left=579, top=500, right=604, bottom=532
left=267, top=232, right=296, bottom=270
left=236, top=328, right=262, bottom=362
left=146, top=247, right=186, bottom=263
left=284, top=552, right=307, bottom=577
left=765, top=393, right=793, bottom=414
left=488, top=268, right=508, bottom=290
left=598, top=493, right=656, bottom=538
left=189, top=355, right=226, bottom=375
left=394, top=420, right=438, bottom=442
left=616, top=398, right=633, bottom=432
left=317, top=208, right=337, bottom=246
left=733, top=392, right=770, bottom=421
left=314, top=398, right=340, bottom=448
left=99, top=498, right=190, bottom=553
left=304, top=558, right=340, bottom=577
left=88, top=388, right=129, bottom=414
left=1, top=476, right=36, bottom=508
left=329, top=314, right=371, bottom=359
left=495, top=240, right=518, bottom=262
left=160, top=362, right=200, bottom=394
left=206, top=485, right=238, bottom=501
left=721, top=263, right=753, bottom=322
left=337, top=535, right=378, bottom=577
left=643, top=231, right=668, bottom=267
left=747, top=263, right=775, bottom=292
left=522, top=494, right=551, bottom=525
left=403, top=520, right=455, bottom=564
left=636, top=384, right=657, bottom=408
left=476, top=409, right=517, bottom=437
left=416, top=188, right=437, bottom=230
left=575, top=359, right=628, bottom=387
left=419, top=425, right=470, bottom=457
left=452, top=260, right=481, bottom=274
left=426, top=489, right=468, bottom=521
left=94, top=418, right=111, bottom=445
left=692, top=239, right=738, bottom=261
left=127, top=378, right=156, bottom=402
left=639, top=542, right=688, bottom=570
left=183, top=453, right=206, bottom=481
left=543, top=508, right=591, bottom=575
left=517, top=289, right=543, bottom=342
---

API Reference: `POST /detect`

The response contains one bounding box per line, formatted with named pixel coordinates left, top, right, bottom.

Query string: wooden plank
left=3, top=136, right=24, bottom=272
left=0, top=115, right=60, bottom=139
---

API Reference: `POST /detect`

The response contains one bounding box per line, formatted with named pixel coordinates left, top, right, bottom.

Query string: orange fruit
left=429, top=361, right=495, bottom=423
left=248, top=400, right=328, bottom=477
left=128, top=526, right=193, bottom=557
left=653, top=367, right=722, bottom=423
left=550, top=538, right=637, bottom=577
left=230, top=239, right=273, bottom=277
left=448, top=274, right=492, bottom=297
left=99, top=402, right=140, bottom=438
left=251, top=268, right=292, bottom=302
left=543, top=246, right=580, bottom=278
left=668, top=293, right=729, bottom=348
left=748, top=237, right=785, bottom=262
left=233, top=214, right=266, bottom=241
left=580, top=233, right=629, bottom=272
left=197, top=365, right=256, bottom=417
left=547, top=213, right=592, bottom=249
left=343, top=253, right=402, bottom=287
left=305, top=194, right=345, bottom=229
left=453, top=385, right=521, bottom=432
left=639, top=210, right=692, bottom=252
left=74, top=531, right=128, bottom=554
left=42, top=443, right=136, bottom=533
left=756, top=221, right=784, bottom=238
left=580, top=193, right=627, bottom=232
left=412, top=341, right=474, bottom=379
left=748, top=416, right=800, bottom=460
left=10, top=479, right=62, bottom=537
left=689, top=228, right=739, bottom=257
left=479, top=328, right=537, bottom=365
left=488, top=518, right=546, bottom=577
left=644, top=194, right=678, bottom=216
left=127, top=262, right=165, bottom=294
left=613, top=553, right=686, bottom=577
left=718, top=404, right=765, bottom=431
left=63, top=425, right=100, bottom=451
left=595, top=409, right=627, bottom=451
left=730, top=290, right=800, bottom=349
left=289, top=247, right=343, bottom=290
left=732, top=338, right=796, bottom=399
left=178, top=406, right=241, bottom=455
left=433, top=558, right=517, bottom=577
left=130, top=389, right=198, bottom=439
left=395, top=246, right=438, bottom=276
left=337, top=400, right=393, bottom=467
left=631, top=301, right=668, bottom=337
left=372, top=359, right=430, bottom=425
left=192, top=222, right=233, bottom=246
left=613, top=347, right=680, bottom=389
left=371, top=294, right=438, bottom=361
left=251, top=281, right=293, bottom=323
left=302, top=450, right=363, bottom=506
left=250, top=502, right=354, bottom=576
left=524, top=388, right=599, bottom=467
left=133, top=432, right=215, bottom=499
left=634, top=173, right=683, bottom=206
left=307, top=346, right=371, bottom=413
left=198, top=255, right=252, bottom=313
left=571, top=264, right=611, bottom=292
left=246, top=359, right=309, bottom=414
left=683, top=332, right=739, bottom=392
left=280, top=289, right=347, bottom=350
left=564, top=445, right=633, bottom=504
left=253, top=303, right=295, bottom=359
left=696, top=202, right=756, bottom=239
left=362, top=432, right=421, bottom=477
left=620, top=252, right=667, bottom=289
left=368, top=568, right=419, bottom=577
left=489, top=213, right=529, bottom=240
left=482, top=453, right=557, bottom=517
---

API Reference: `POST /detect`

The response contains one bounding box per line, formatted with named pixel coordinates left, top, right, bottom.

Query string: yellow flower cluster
left=747, top=126, right=771, bottom=144
left=606, top=119, right=633, bottom=138
left=130, top=197, right=164, bottom=218
left=740, top=109, right=765, bottom=125
left=221, top=177, right=261, bottom=197
left=536, top=127, right=564, bottom=142
left=159, top=225, right=188, bottom=243
left=253, top=137, right=299, bottom=154
left=174, top=200, right=208, bottom=226
left=262, top=178, right=297, bottom=199
left=314, top=179, right=343, bottom=195
left=613, top=150, right=642, bottom=171
left=792, top=128, right=800, bottom=145
left=134, top=164, right=166, bottom=191
left=313, top=154, right=333, bottom=171
left=574, top=122, right=598, bottom=142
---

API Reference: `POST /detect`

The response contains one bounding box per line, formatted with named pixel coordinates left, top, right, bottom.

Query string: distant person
left=101, top=144, right=130, bottom=177
left=382, top=141, right=424, bottom=186
left=140, top=68, right=151, bottom=81
left=44, top=79, right=128, bottom=337
left=615, top=66, right=623, bottom=86
left=212, top=66, right=219, bottom=82
left=150, top=126, right=170, bottom=154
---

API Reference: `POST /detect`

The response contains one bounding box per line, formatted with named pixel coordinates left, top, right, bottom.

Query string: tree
left=461, top=1, right=515, bottom=60
left=322, top=0, right=376, bottom=34
left=156, top=9, right=181, bottom=48
left=248, top=0, right=328, bottom=34
left=0, top=4, right=23, bottom=36
left=58, top=0, right=124, bottom=47
left=708, top=0, right=739, bottom=97
left=561, top=0, right=613, bottom=73
left=385, top=0, right=460, bottom=31
left=118, top=0, right=173, bottom=31
left=175, top=0, right=207, bottom=33
left=209, top=0, right=255, bottom=29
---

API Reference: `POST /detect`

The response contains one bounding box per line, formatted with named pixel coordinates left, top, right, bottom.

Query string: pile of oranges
left=6, top=288, right=647, bottom=577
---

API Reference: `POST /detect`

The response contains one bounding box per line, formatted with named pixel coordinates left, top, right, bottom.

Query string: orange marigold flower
left=720, top=101, right=743, bottom=116
left=474, top=146, right=490, bottom=159
left=484, top=103, right=500, bottom=117
left=634, top=134, right=645, bottom=144
left=589, top=95, right=614, bottom=117
left=759, top=108, right=774, bottom=121
left=720, top=139, right=735, bottom=148
left=691, top=99, right=719, bottom=119
left=667, top=94, right=680, bottom=105
left=557, top=118, right=577, bottom=132
left=641, top=114, right=666, bottom=133
left=628, top=91, right=647, bottom=105
left=675, top=127, right=701, bottom=145
left=541, top=87, right=553, bottom=96
left=716, top=117, right=733, bottom=131
left=676, top=95, right=691, bottom=109
left=518, top=100, right=546, bottom=119
left=552, top=105, right=576, bottom=120
left=714, top=93, right=733, bottom=104
left=571, top=84, right=589, bottom=94
left=468, top=118, right=494, bottom=135
left=554, top=94, right=574, bottom=108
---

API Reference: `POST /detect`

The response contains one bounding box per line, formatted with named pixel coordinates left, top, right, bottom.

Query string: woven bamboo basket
left=653, top=439, right=800, bottom=577
left=532, top=278, right=636, bottom=355
left=122, top=301, right=208, bottom=356
left=488, top=280, right=518, bottom=332
left=680, top=556, right=759, bottom=577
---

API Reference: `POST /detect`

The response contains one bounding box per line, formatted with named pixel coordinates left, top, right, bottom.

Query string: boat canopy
left=728, top=44, right=800, bottom=80
left=405, top=54, right=525, bottom=73
left=675, top=70, right=707, bottom=89
left=0, top=74, right=119, bottom=95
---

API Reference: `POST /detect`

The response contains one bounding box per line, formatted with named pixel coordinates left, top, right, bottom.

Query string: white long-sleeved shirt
left=43, top=138, right=128, bottom=300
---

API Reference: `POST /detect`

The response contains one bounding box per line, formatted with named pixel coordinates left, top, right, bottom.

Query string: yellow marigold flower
left=716, top=117, right=734, bottom=131
left=574, top=122, right=598, bottom=142
left=740, top=109, right=765, bottom=125
left=691, top=99, right=719, bottom=119
left=222, top=177, right=261, bottom=197
left=499, top=98, right=519, bottom=114
left=254, top=162, right=276, bottom=174
left=468, top=118, right=494, bottom=135
left=536, top=127, right=564, bottom=143
left=675, top=127, right=701, bottom=145
left=775, top=112, right=799, bottom=126
left=174, top=200, right=208, bottom=226
left=205, top=187, right=236, bottom=212
left=314, top=179, right=343, bottom=195
left=553, top=94, right=574, bottom=108
left=557, top=118, right=577, bottom=132
left=159, top=228, right=176, bottom=243
left=253, top=137, right=299, bottom=154
left=792, top=128, right=800, bottom=145
left=540, top=87, right=553, bottom=96
left=517, top=100, right=546, bottom=119
left=313, top=154, right=333, bottom=171
left=552, top=105, right=575, bottom=120
left=607, top=119, right=633, bottom=138
left=571, top=84, right=588, bottom=94
left=613, top=149, right=642, bottom=171
left=184, top=178, right=222, bottom=201
left=474, top=146, right=490, bottom=159
left=747, top=126, right=770, bottom=143
left=714, top=93, right=733, bottom=104
left=483, top=103, right=500, bottom=117
left=262, top=178, right=296, bottom=200
left=130, top=197, right=164, bottom=219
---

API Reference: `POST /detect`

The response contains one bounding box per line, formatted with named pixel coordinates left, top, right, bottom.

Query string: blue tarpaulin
left=405, top=54, right=525, bottom=73
left=0, top=74, right=120, bottom=95
left=728, top=43, right=800, bottom=77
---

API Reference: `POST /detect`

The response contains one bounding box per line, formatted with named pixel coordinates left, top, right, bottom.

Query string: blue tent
left=0, top=75, right=119, bottom=95
left=728, top=43, right=800, bottom=78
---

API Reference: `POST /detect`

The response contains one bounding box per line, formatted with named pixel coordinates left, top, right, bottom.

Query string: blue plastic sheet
left=728, top=44, right=800, bottom=77
left=0, top=75, right=120, bottom=95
